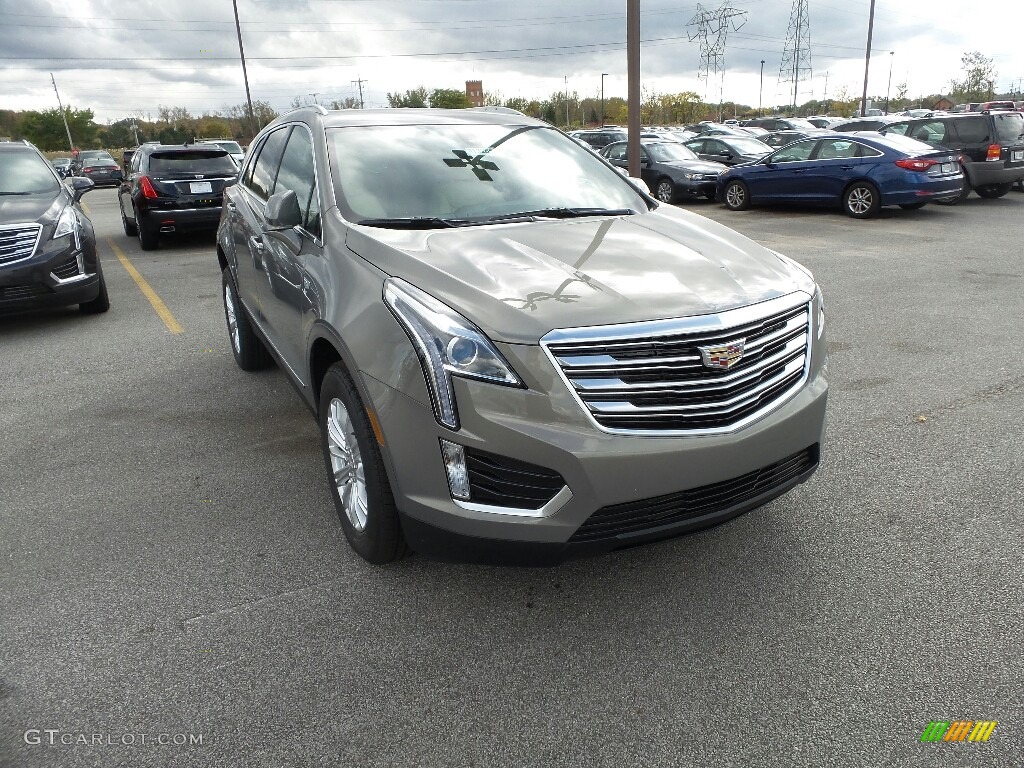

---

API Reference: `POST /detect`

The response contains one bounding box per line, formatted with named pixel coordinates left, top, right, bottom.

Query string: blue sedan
left=717, top=132, right=964, bottom=218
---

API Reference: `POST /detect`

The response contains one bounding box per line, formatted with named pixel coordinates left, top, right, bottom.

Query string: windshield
left=326, top=124, right=647, bottom=222
left=726, top=138, right=772, bottom=155
left=0, top=151, right=61, bottom=195
left=80, top=151, right=113, bottom=160
left=784, top=118, right=817, bottom=131
left=994, top=113, right=1024, bottom=143
left=148, top=151, right=237, bottom=176
left=646, top=143, right=699, bottom=162
left=210, top=141, right=243, bottom=154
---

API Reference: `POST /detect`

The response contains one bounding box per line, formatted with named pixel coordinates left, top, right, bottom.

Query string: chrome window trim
left=453, top=485, right=573, bottom=519
left=541, top=291, right=813, bottom=438
left=0, top=223, right=43, bottom=266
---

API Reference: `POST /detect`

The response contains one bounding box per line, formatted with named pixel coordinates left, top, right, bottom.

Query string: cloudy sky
left=2, top=0, right=1022, bottom=123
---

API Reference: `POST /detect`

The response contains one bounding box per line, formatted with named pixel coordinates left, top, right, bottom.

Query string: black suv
left=0, top=141, right=109, bottom=315
left=742, top=116, right=818, bottom=132
left=572, top=129, right=627, bottom=149
left=879, top=112, right=1024, bottom=199
left=118, top=143, right=238, bottom=250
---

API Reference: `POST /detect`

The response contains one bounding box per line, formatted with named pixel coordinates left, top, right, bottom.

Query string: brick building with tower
left=465, top=80, right=484, bottom=107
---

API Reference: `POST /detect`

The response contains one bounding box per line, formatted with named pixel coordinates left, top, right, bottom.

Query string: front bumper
left=362, top=338, right=828, bottom=564
left=0, top=234, right=100, bottom=314
left=677, top=177, right=720, bottom=197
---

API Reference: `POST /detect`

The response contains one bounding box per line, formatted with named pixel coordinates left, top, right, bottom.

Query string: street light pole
left=231, top=0, right=257, bottom=138
left=759, top=60, right=765, bottom=116
left=884, top=51, right=894, bottom=114
left=601, top=73, right=608, bottom=126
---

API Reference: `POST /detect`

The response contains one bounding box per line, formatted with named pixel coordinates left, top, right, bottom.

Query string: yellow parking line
left=105, top=239, right=184, bottom=334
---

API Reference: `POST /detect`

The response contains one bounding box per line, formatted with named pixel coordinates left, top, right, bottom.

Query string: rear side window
left=882, top=122, right=910, bottom=136
left=247, top=127, right=290, bottom=201
left=952, top=117, right=990, bottom=143
left=815, top=139, right=858, bottom=160
left=272, top=126, right=320, bottom=238
left=605, top=143, right=627, bottom=161
left=992, top=113, right=1024, bottom=143
left=148, top=151, right=236, bottom=176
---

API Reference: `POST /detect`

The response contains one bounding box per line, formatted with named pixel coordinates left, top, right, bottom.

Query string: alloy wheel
left=847, top=186, right=873, bottom=215
left=224, top=284, right=241, bottom=354
left=726, top=183, right=745, bottom=208
left=327, top=398, right=368, bottom=531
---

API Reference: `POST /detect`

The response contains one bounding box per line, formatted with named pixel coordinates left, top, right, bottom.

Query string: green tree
left=950, top=51, right=997, bottom=102
left=503, top=97, right=530, bottom=113
left=17, top=107, right=98, bottom=150
left=387, top=87, right=428, bottom=108
left=428, top=88, right=470, bottom=109
left=329, top=96, right=362, bottom=109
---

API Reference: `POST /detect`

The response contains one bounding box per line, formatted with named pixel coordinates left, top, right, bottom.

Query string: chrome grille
left=0, top=224, right=42, bottom=265
left=543, top=293, right=812, bottom=434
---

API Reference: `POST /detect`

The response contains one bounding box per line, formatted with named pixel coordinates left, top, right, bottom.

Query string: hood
left=663, top=160, right=728, bottom=174
left=343, top=206, right=814, bottom=345
left=0, top=191, right=65, bottom=226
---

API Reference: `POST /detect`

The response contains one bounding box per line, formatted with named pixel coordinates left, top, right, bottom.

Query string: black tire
left=120, top=201, right=137, bottom=236
left=79, top=260, right=110, bottom=314
left=136, top=208, right=158, bottom=250
left=221, top=269, right=271, bottom=371
left=723, top=180, right=750, bottom=211
left=974, top=182, right=1013, bottom=199
left=1014, top=178, right=1023, bottom=192
left=842, top=181, right=881, bottom=219
left=654, top=177, right=676, bottom=203
left=319, top=362, right=407, bottom=564
left=899, top=202, right=927, bottom=210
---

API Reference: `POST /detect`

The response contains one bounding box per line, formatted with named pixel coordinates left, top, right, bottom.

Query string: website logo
left=920, top=721, right=997, bottom=743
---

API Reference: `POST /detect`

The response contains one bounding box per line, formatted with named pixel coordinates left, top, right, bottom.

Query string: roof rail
left=467, top=106, right=525, bottom=116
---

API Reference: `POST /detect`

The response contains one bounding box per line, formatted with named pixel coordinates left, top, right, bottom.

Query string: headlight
left=384, top=278, right=523, bottom=430
left=53, top=206, right=79, bottom=239
left=683, top=173, right=697, bottom=180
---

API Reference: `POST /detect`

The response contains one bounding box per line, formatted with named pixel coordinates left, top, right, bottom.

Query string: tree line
left=1, top=52, right=1008, bottom=152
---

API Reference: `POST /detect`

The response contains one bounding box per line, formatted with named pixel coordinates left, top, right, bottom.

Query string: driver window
left=771, top=140, right=817, bottom=163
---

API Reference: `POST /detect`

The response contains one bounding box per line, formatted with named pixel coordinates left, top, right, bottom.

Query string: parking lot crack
left=182, top=579, right=340, bottom=627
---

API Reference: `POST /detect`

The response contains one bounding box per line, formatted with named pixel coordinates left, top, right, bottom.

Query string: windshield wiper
left=357, top=216, right=470, bottom=229
left=483, top=207, right=636, bottom=223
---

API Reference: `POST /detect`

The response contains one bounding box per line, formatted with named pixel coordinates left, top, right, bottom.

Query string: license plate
left=941, top=162, right=958, bottom=174
left=190, top=181, right=213, bottom=194
left=1012, top=150, right=1023, bottom=162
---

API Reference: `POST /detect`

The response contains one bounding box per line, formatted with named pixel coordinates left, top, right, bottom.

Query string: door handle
left=840, top=165, right=854, bottom=170
left=249, top=235, right=264, bottom=253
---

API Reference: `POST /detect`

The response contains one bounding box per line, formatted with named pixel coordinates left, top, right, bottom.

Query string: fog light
left=440, top=439, right=470, bottom=501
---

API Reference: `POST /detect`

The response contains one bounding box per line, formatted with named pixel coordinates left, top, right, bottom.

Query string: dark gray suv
left=217, top=107, right=828, bottom=564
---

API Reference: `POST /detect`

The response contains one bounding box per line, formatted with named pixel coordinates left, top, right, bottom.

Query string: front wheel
left=723, top=180, right=750, bottom=211
left=975, top=182, right=1013, bottom=199
left=655, top=178, right=676, bottom=203
left=319, top=363, right=407, bottom=564
left=79, top=260, right=110, bottom=314
left=843, top=181, right=880, bottom=218
left=120, top=200, right=137, bottom=236
left=222, top=269, right=271, bottom=371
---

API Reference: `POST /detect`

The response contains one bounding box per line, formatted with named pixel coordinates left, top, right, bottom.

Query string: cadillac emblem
left=698, top=339, right=746, bottom=370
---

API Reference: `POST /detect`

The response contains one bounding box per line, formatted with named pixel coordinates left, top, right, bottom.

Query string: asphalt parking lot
left=2, top=188, right=1022, bottom=768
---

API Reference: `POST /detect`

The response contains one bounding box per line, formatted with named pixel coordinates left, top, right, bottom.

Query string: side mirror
left=640, top=157, right=650, bottom=166
left=264, top=189, right=302, bottom=230
left=68, top=176, right=94, bottom=202
left=627, top=176, right=650, bottom=195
